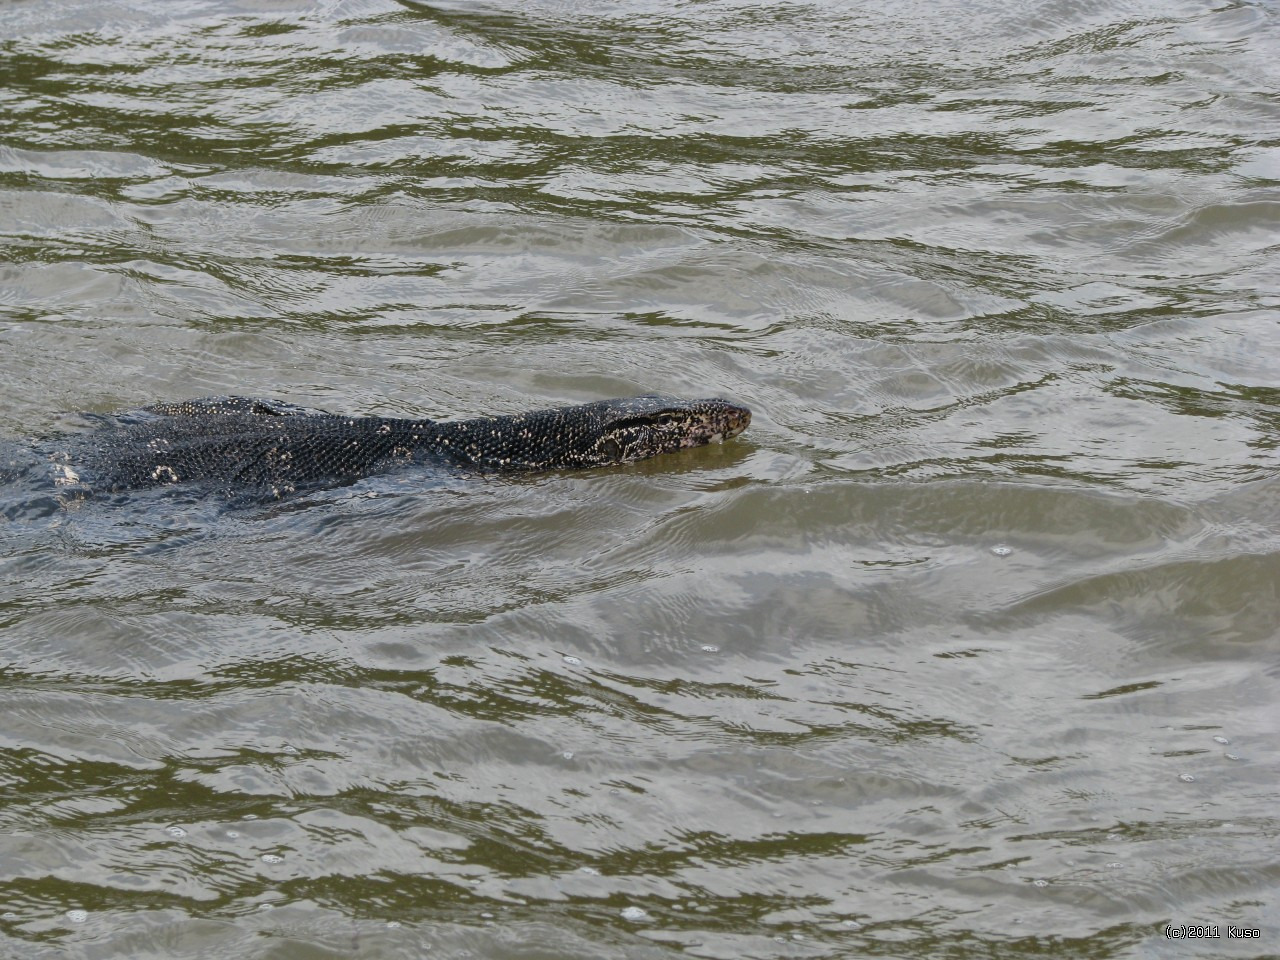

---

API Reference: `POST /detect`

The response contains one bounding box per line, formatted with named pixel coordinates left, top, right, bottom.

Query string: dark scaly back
left=60, top=394, right=751, bottom=496
left=70, top=409, right=439, bottom=496
left=142, top=396, right=327, bottom=418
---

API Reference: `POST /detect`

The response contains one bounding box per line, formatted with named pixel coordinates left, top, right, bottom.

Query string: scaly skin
left=50, top=394, right=750, bottom=497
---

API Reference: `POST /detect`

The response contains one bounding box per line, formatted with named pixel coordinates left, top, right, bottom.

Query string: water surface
left=1, top=0, right=1277, bottom=957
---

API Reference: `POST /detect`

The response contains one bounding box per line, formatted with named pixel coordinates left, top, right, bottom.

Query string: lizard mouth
left=680, top=401, right=751, bottom=448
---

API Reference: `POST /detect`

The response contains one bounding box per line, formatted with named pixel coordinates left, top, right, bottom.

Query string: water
left=1, top=0, right=1278, bottom=957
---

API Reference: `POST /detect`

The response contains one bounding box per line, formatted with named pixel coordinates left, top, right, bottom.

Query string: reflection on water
left=1, top=0, right=1277, bottom=957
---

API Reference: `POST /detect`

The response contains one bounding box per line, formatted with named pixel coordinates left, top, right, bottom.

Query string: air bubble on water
left=282, top=744, right=298, bottom=755
left=2, top=912, right=17, bottom=921
left=1033, top=879, right=1048, bottom=887
left=66, top=910, right=87, bottom=924
left=1212, top=736, right=1229, bottom=745
left=562, top=655, right=581, bottom=665
left=561, top=751, right=574, bottom=761
left=1225, top=753, right=1240, bottom=761
left=620, top=906, right=649, bottom=922
left=261, top=854, right=284, bottom=864
left=700, top=644, right=720, bottom=653
left=578, top=866, right=599, bottom=875
left=1107, top=862, right=1122, bottom=869
left=243, top=814, right=258, bottom=821
left=386, top=921, right=401, bottom=929
left=480, top=912, right=494, bottom=920
left=227, top=830, right=240, bottom=839
left=842, top=919, right=862, bottom=930
left=1179, top=773, right=1196, bottom=782
left=990, top=545, right=1013, bottom=557
left=1107, top=833, right=1120, bottom=841
left=165, top=826, right=187, bottom=838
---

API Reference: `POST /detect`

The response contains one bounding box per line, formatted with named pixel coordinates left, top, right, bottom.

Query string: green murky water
left=1, top=1, right=1277, bottom=957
